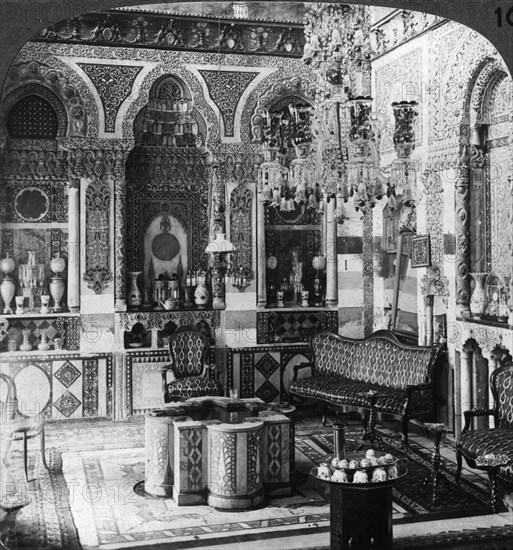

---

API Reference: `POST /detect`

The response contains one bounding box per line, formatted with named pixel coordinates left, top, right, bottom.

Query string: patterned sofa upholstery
left=456, top=363, right=513, bottom=491
left=289, top=330, right=444, bottom=443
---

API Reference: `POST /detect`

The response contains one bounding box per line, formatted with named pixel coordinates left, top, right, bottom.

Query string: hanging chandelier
left=257, top=4, right=420, bottom=219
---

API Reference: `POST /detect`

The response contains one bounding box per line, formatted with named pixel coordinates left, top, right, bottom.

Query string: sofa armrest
left=462, top=408, right=497, bottom=434
left=293, top=362, right=313, bottom=381
left=405, top=383, right=433, bottom=413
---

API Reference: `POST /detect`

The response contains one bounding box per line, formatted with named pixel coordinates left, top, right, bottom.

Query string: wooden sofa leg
left=455, top=450, right=463, bottom=483
left=402, top=416, right=409, bottom=445
left=321, top=403, right=327, bottom=426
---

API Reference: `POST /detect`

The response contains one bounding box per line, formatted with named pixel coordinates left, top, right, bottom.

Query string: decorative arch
left=1, top=83, right=67, bottom=137
left=121, top=62, right=218, bottom=152
left=2, top=54, right=98, bottom=137
left=248, top=75, right=315, bottom=144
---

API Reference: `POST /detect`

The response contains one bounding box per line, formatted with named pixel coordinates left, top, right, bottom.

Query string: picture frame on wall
left=410, top=235, right=431, bottom=268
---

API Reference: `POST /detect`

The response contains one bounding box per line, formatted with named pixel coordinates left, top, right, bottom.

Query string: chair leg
left=40, top=427, right=48, bottom=470
left=401, top=416, right=409, bottom=445
left=321, top=402, right=327, bottom=426
left=455, top=449, right=463, bottom=483
left=22, top=431, right=29, bottom=483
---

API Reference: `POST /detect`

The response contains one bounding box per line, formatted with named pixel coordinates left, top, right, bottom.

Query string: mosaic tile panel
left=54, top=390, right=81, bottom=417
left=228, top=345, right=311, bottom=402
left=54, top=360, right=81, bottom=388
left=257, top=310, right=338, bottom=344
left=83, top=359, right=99, bottom=417
left=255, top=379, right=280, bottom=402
left=255, top=352, right=279, bottom=378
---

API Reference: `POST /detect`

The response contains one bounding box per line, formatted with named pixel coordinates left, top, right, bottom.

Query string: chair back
left=168, top=326, right=210, bottom=378
left=491, top=362, right=513, bottom=429
left=0, top=373, right=18, bottom=421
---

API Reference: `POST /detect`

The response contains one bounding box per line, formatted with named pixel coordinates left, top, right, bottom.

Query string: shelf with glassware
left=0, top=250, right=80, bottom=353
left=118, top=268, right=220, bottom=349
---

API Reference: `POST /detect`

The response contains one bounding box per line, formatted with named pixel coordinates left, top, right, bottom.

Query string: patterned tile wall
left=0, top=353, right=112, bottom=420
left=229, top=345, right=312, bottom=403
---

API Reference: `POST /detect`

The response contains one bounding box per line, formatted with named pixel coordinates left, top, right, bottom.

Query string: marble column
left=455, top=147, right=471, bottom=318
left=67, top=179, right=80, bottom=312
left=114, top=177, right=127, bottom=311
left=460, top=342, right=473, bottom=429
left=424, top=295, right=434, bottom=346
left=326, top=195, right=338, bottom=307
left=256, top=190, right=266, bottom=307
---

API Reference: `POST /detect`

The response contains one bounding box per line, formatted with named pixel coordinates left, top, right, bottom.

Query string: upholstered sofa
left=289, top=330, right=444, bottom=443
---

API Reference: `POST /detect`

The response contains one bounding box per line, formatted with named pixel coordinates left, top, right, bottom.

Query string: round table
left=311, top=456, right=407, bottom=550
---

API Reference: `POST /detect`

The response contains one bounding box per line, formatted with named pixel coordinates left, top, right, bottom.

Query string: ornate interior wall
left=1, top=7, right=512, bottom=428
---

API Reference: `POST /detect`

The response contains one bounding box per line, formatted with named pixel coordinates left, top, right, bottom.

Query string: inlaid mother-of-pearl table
left=144, top=397, right=294, bottom=510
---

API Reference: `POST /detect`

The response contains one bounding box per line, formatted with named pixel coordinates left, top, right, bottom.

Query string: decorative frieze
left=78, top=63, right=143, bottom=133
left=35, top=11, right=305, bottom=58
left=197, top=69, right=258, bottom=137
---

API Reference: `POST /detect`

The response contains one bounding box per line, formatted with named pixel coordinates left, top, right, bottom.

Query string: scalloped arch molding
left=0, top=0, right=513, bottom=97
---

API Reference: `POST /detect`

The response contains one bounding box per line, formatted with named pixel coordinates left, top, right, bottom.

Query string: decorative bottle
left=38, top=328, right=51, bottom=351
left=127, top=271, right=142, bottom=309
left=49, top=253, right=66, bottom=312
left=194, top=272, right=209, bottom=308
left=0, top=253, right=16, bottom=314
left=19, top=329, right=32, bottom=352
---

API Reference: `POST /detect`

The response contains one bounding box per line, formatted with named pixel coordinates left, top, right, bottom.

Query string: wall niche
left=124, top=75, right=211, bottom=312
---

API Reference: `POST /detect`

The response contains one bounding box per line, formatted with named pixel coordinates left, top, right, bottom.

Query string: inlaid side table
left=421, top=422, right=451, bottom=505
left=475, top=453, right=511, bottom=513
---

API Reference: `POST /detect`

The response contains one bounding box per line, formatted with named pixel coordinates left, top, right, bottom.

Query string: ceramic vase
left=50, top=276, right=65, bottom=312
left=38, top=328, right=50, bottom=351
left=469, top=272, right=488, bottom=318
left=127, top=271, right=142, bottom=309
left=0, top=254, right=16, bottom=314
left=19, top=329, right=32, bottom=352
left=194, top=280, right=209, bottom=308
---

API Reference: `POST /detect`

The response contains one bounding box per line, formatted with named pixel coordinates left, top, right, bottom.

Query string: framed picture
left=410, top=235, right=431, bottom=268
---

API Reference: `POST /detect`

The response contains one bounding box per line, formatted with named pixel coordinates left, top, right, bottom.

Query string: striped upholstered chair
left=161, top=326, right=223, bottom=402
left=456, top=363, right=513, bottom=492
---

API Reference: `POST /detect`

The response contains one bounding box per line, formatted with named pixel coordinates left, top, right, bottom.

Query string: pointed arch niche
left=456, top=61, right=513, bottom=321
left=124, top=74, right=211, bottom=306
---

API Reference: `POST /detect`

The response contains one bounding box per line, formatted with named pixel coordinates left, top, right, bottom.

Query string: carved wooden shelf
left=456, top=316, right=512, bottom=330
left=0, top=312, right=80, bottom=320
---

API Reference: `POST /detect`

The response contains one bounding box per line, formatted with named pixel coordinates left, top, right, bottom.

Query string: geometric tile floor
left=2, top=413, right=513, bottom=550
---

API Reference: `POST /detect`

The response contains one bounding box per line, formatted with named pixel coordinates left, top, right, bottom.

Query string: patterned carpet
left=0, top=416, right=511, bottom=549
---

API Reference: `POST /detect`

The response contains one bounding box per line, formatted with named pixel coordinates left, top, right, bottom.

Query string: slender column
left=326, top=195, right=338, bottom=307
left=424, top=295, right=434, bottom=346
left=67, top=179, right=80, bottom=312
left=460, top=343, right=473, bottom=428
left=114, top=177, right=127, bottom=311
left=256, top=190, right=266, bottom=307
left=488, top=345, right=504, bottom=428
left=455, top=147, right=471, bottom=318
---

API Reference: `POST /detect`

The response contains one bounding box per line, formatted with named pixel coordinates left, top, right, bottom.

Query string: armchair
left=161, top=326, right=223, bottom=402
left=456, top=363, right=513, bottom=509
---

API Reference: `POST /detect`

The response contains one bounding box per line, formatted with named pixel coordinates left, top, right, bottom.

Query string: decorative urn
left=0, top=253, right=16, bottom=314
left=49, top=253, right=66, bottom=312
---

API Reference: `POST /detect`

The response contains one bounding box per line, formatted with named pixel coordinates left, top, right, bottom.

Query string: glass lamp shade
left=313, top=255, right=326, bottom=271
left=205, top=233, right=236, bottom=254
